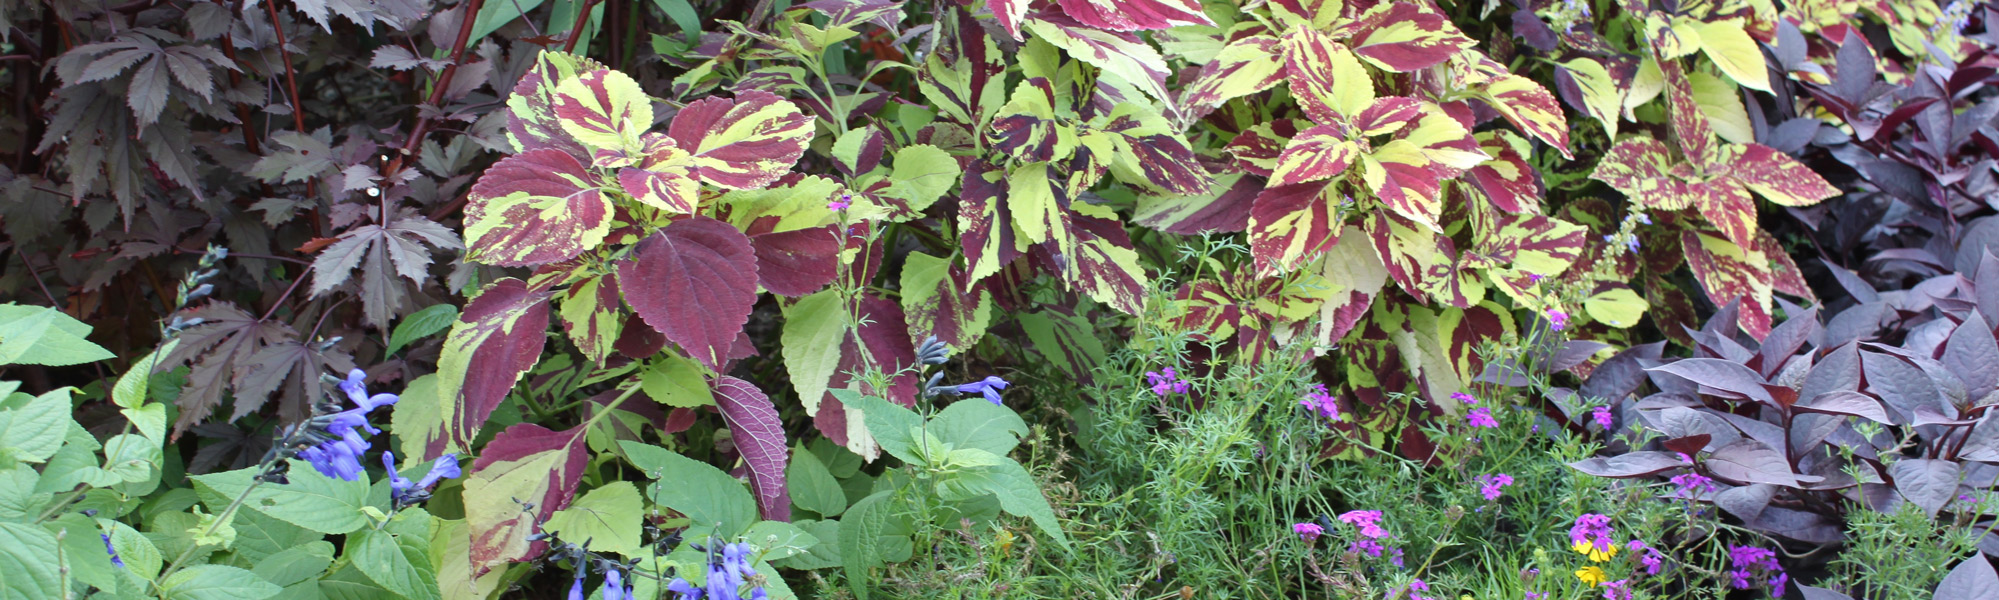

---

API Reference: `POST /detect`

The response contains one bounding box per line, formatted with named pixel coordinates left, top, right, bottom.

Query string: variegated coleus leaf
left=915, top=25, right=1009, bottom=127
left=1133, top=172, right=1259, bottom=234
left=1682, top=228, right=1777, bottom=339
left=617, top=216, right=761, bottom=371
left=465, top=149, right=613, bottom=267
left=558, top=273, right=624, bottom=366
left=900, top=252, right=994, bottom=350
left=1720, top=143, right=1842, bottom=207
left=988, top=78, right=1076, bottom=164
left=466, top=423, right=590, bottom=576
left=1359, top=101, right=1487, bottom=230
left=1096, top=102, right=1212, bottom=195
left=1316, top=228, right=1390, bottom=344
left=1249, top=180, right=1342, bottom=276
left=747, top=219, right=842, bottom=297
left=615, top=90, right=814, bottom=213
left=1659, top=58, right=1721, bottom=170
left=437, top=278, right=555, bottom=458
left=1178, top=27, right=1285, bottom=118
left=1024, top=12, right=1174, bottom=103
left=989, top=0, right=1030, bottom=40
left=1446, top=55, right=1573, bottom=158
left=506, top=50, right=607, bottom=159
left=1463, top=131, right=1546, bottom=214
left=1472, top=209, right=1588, bottom=307
left=1227, top=119, right=1305, bottom=177
left=1363, top=209, right=1450, bottom=301
left=1055, top=0, right=1212, bottom=31
left=960, top=160, right=1023, bottom=285
left=1329, top=0, right=1477, bottom=72
left=553, top=69, right=654, bottom=156
left=1057, top=209, right=1150, bottom=315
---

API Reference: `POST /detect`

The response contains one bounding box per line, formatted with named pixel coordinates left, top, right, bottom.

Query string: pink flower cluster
left=1727, top=545, right=1788, bottom=593
left=1338, top=510, right=1390, bottom=557
left=1145, top=367, right=1190, bottom=396
left=1569, top=514, right=1617, bottom=557
left=1627, top=540, right=1664, bottom=575
left=1293, top=522, right=1324, bottom=542
left=1547, top=308, right=1569, bottom=331
left=1591, top=405, right=1614, bottom=430
left=1300, top=383, right=1341, bottom=421
left=1601, top=579, right=1632, bottom=600
left=1670, top=472, right=1715, bottom=495
left=1477, top=473, right=1515, bottom=501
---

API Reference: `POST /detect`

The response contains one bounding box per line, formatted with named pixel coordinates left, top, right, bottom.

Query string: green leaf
left=840, top=491, right=897, bottom=600
left=123, top=403, right=168, bottom=447
left=350, top=525, right=440, bottom=600
left=1583, top=287, right=1650, bottom=329
left=113, top=338, right=178, bottom=409
left=1688, top=71, right=1753, bottom=145
left=771, top=519, right=842, bottom=570
left=742, top=520, right=819, bottom=560
left=160, top=564, right=282, bottom=600
left=542, top=481, right=644, bottom=556
left=102, top=432, right=162, bottom=484
left=468, top=0, right=548, bottom=46
left=650, top=0, right=702, bottom=42
left=0, top=523, right=62, bottom=600
left=941, top=459, right=1071, bottom=549
left=781, top=290, right=847, bottom=417
left=0, top=304, right=114, bottom=367
left=786, top=449, right=846, bottom=517
left=0, top=468, right=44, bottom=520
left=619, top=441, right=757, bottom=536
left=250, top=542, right=335, bottom=588
left=106, top=519, right=164, bottom=582
left=1695, top=19, right=1770, bottom=92
left=392, top=374, right=442, bottom=462
left=929, top=399, right=1029, bottom=456
left=386, top=305, right=459, bottom=356
left=878, top=145, right=959, bottom=219
left=0, top=387, right=75, bottom=464
left=839, top=390, right=925, bottom=465
left=640, top=357, right=712, bottom=408
left=191, top=461, right=372, bottom=534
left=48, top=514, right=117, bottom=592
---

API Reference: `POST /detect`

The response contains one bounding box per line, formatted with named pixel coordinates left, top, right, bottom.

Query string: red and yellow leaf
left=1249, top=180, right=1340, bottom=275
left=1055, top=0, right=1212, bottom=31
left=664, top=90, right=815, bottom=190
left=1333, top=0, right=1476, bottom=72
left=465, top=149, right=613, bottom=267
left=1725, top=143, right=1841, bottom=207
left=553, top=69, right=653, bottom=155
left=466, top=423, right=589, bottom=576
left=437, top=278, right=554, bottom=458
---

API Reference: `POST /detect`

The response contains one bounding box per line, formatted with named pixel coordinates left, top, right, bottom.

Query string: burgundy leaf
left=1568, top=451, right=1690, bottom=478
left=714, top=376, right=791, bottom=522
left=1661, top=434, right=1712, bottom=457
left=1935, top=556, right=1999, bottom=600
left=618, top=217, right=760, bottom=370
left=442, top=278, right=554, bottom=456
left=1795, top=390, right=1892, bottom=424
left=749, top=225, right=841, bottom=297
left=1889, top=458, right=1962, bottom=517
left=1944, top=313, right=1999, bottom=399
left=1705, top=439, right=1803, bottom=487
left=1646, top=358, right=1775, bottom=406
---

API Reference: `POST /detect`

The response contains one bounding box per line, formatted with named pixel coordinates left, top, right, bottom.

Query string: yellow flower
left=1572, top=540, right=1619, bottom=562
left=1575, top=566, right=1608, bottom=586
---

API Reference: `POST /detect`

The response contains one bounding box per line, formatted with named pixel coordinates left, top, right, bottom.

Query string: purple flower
left=601, top=568, right=631, bottom=600
left=1146, top=368, right=1191, bottom=396
left=102, top=533, right=123, bottom=568
left=1670, top=472, right=1715, bottom=496
left=1546, top=308, right=1569, bottom=331
left=1348, top=538, right=1385, bottom=557
left=1602, top=579, right=1632, bottom=600
left=1591, top=405, right=1614, bottom=430
left=1389, top=546, right=1405, bottom=568
left=1294, top=522, right=1325, bottom=541
left=1302, top=384, right=1341, bottom=421
left=1526, top=593, right=1547, bottom=600
left=1478, top=473, right=1515, bottom=501
left=1397, top=578, right=1435, bottom=600
left=1629, top=540, right=1664, bottom=575
left=1634, top=213, right=1652, bottom=225
left=1569, top=514, right=1618, bottom=560
left=1528, top=273, right=1545, bottom=283
left=1467, top=406, right=1499, bottom=428
left=828, top=193, right=852, bottom=211
left=300, top=370, right=399, bottom=481
left=1338, top=510, right=1387, bottom=539
left=384, top=451, right=463, bottom=507
left=666, top=577, right=701, bottom=600
left=952, top=376, right=1011, bottom=405
left=567, top=575, right=585, bottom=600
left=1451, top=392, right=1478, bottom=405
left=1727, top=545, right=1787, bottom=593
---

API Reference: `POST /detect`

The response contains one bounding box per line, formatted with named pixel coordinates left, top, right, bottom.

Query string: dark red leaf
left=749, top=225, right=841, bottom=297
left=714, top=376, right=791, bottom=522
left=618, top=217, right=760, bottom=370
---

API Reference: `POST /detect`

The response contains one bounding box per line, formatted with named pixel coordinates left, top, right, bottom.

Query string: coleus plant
left=427, top=50, right=826, bottom=575
left=1569, top=250, right=1999, bottom=550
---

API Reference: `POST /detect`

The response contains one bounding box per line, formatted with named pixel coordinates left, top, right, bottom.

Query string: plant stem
left=155, top=477, right=264, bottom=585
left=380, top=0, right=487, bottom=221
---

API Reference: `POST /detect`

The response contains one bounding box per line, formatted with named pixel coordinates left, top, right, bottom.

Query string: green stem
left=156, top=478, right=264, bottom=587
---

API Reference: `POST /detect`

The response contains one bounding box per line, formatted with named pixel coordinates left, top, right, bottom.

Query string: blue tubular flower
left=952, top=376, right=1011, bottom=405
left=417, top=453, right=462, bottom=489
left=297, top=370, right=401, bottom=481
left=567, top=574, right=585, bottom=600
left=382, top=452, right=415, bottom=499
left=600, top=569, right=630, bottom=600
left=665, top=577, right=703, bottom=600
left=102, top=534, right=124, bottom=567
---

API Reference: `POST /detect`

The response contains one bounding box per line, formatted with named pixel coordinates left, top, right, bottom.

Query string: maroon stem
left=263, top=0, right=322, bottom=235
left=380, top=0, right=487, bottom=221
left=561, top=0, right=604, bottom=52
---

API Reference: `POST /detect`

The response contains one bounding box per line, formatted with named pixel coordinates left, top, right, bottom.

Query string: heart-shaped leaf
left=618, top=217, right=760, bottom=370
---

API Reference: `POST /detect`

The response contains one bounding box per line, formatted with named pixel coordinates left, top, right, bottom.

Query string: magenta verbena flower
left=1338, top=510, right=1387, bottom=539
left=1451, top=391, right=1478, bottom=405
left=1546, top=308, right=1569, bottom=331
left=1467, top=406, right=1499, bottom=429
left=1670, top=472, right=1715, bottom=495
left=1294, top=522, right=1324, bottom=541
left=1348, top=538, right=1385, bottom=558
left=1727, top=545, right=1787, bottom=593
left=1628, top=540, right=1664, bottom=576
left=1591, top=405, right=1614, bottom=430
left=1569, top=514, right=1616, bottom=557
left=1477, top=473, right=1515, bottom=501
left=1602, top=579, right=1632, bottom=600
left=1145, top=367, right=1191, bottom=396
left=1301, top=383, right=1341, bottom=421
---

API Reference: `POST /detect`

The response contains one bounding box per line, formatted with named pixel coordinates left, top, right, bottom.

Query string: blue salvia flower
left=952, top=376, right=1011, bottom=405
left=102, top=534, right=124, bottom=568
left=297, top=370, right=399, bottom=481
left=567, top=574, right=585, bottom=600
left=600, top=568, right=631, bottom=600
left=383, top=451, right=463, bottom=507
left=666, top=540, right=766, bottom=600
